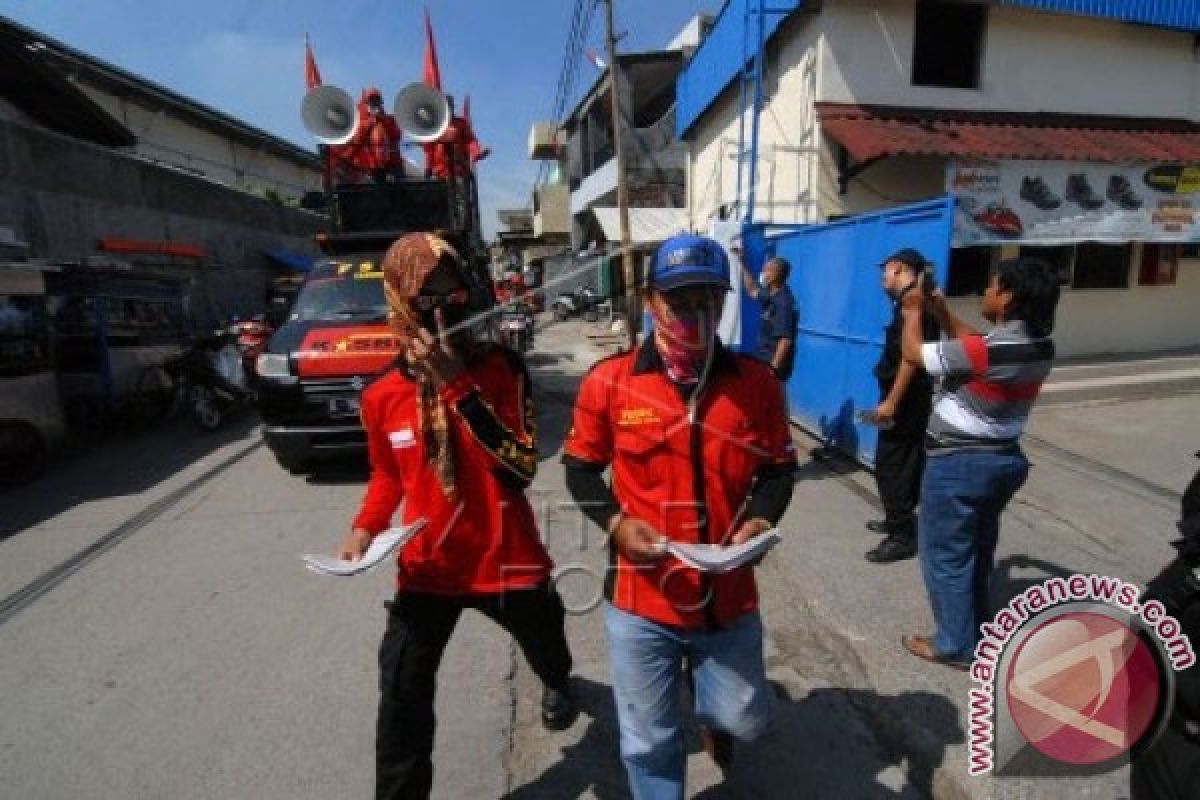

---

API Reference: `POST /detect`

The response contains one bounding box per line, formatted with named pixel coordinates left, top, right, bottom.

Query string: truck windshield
left=291, top=258, right=388, bottom=322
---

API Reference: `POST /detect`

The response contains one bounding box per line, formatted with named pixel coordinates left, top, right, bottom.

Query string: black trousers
left=873, top=428, right=926, bottom=542
left=375, top=585, right=573, bottom=800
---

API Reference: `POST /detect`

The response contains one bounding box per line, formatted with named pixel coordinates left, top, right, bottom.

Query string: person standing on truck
left=336, top=232, right=576, bottom=799
left=349, top=87, right=404, bottom=182
left=563, top=234, right=797, bottom=798
left=423, top=95, right=490, bottom=179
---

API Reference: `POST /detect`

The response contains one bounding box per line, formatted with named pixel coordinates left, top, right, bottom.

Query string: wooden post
left=603, top=0, right=637, bottom=349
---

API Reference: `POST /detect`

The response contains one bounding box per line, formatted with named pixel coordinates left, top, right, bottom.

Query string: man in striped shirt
left=898, top=256, right=1061, bottom=668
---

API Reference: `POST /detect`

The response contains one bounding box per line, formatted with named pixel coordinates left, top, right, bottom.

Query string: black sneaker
left=865, top=519, right=889, bottom=534
left=1107, top=175, right=1143, bottom=210
left=541, top=685, right=578, bottom=731
left=700, top=726, right=735, bottom=771
left=1020, top=176, right=1061, bottom=210
left=1065, top=174, right=1105, bottom=210
left=865, top=535, right=917, bottom=564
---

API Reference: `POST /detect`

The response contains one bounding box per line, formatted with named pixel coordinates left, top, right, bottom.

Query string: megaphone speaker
left=394, top=83, right=450, bottom=143
left=302, top=85, right=359, bottom=145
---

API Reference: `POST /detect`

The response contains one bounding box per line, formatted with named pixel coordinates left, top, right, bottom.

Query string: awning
left=588, top=207, right=688, bottom=246
left=264, top=248, right=315, bottom=272
left=817, top=104, right=1200, bottom=164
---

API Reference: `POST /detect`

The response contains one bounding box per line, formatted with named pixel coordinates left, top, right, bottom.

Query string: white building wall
left=818, top=0, right=1200, bottom=120
left=948, top=257, right=1200, bottom=360
left=688, top=19, right=823, bottom=230
left=682, top=2, right=1200, bottom=357
left=78, top=86, right=320, bottom=202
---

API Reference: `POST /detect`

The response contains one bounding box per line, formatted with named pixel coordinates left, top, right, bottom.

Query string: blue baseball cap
left=647, top=234, right=731, bottom=292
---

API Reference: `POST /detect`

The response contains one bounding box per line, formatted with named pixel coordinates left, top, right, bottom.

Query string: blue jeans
left=604, top=604, right=770, bottom=800
left=918, top=447, right=1030, bottom=661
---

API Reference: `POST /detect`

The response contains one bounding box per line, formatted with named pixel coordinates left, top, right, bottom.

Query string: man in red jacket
left=563, top=234, right=797, bottom=798
left=337, top=232, right=574, bottom=800
left=423, top=95, right=490, bottom=179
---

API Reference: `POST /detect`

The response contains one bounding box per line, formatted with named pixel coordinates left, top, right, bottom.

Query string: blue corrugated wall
left=995, top=1, right=1200, bottom=31
left=741, top=198, right=956, bottom=466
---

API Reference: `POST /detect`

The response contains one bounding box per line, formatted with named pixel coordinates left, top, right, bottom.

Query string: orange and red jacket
left=353, top=347, right=550, bottom=595
left=563, top=340, right=797, bottom=629
left=422, top=116, right=483, bottom=178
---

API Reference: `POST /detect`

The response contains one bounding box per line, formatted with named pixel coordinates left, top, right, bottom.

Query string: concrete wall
left=77, top=85, right=322, bottom=203
left=0, top=118, right=326, bottom=326
left=534, top=184, right=570, bottom=237
left=687, top=14, right=823, bottom=229
left=818, top=0, right=1200, bottom=119
left=946, top=250, right=1200, bottom=360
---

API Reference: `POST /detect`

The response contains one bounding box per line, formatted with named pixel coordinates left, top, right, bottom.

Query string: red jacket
left=563, top=341, right=797, bottom=629
left=353, top=347, right=551, bottom=595
left=423, top=116, right=483, bottom=178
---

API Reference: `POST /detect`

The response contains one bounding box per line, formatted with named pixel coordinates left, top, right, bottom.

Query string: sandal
left=902, top=635, right=970, bottom=671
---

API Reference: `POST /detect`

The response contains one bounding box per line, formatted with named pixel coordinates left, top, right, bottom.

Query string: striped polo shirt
left=920, top=320, right=1055, bottom=452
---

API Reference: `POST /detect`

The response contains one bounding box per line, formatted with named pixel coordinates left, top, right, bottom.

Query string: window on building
left=946, top=246, right=996, bottom=296
left=1139, top=243, right=1180, bottom=286
left=912, top=0, right=988, bottom=90
left=1019, top=245, right=1074, bottom=287
left=1072, top=243, right=1132, bottom=289
left=1180, top=243, right=1200, bottom=260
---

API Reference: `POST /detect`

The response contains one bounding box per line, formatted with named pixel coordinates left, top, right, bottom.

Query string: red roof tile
left=816, top=104, right=1200, bottom=164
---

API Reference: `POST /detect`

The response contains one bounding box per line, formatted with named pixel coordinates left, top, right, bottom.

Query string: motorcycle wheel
left=191, top=385, right=223, bottom=432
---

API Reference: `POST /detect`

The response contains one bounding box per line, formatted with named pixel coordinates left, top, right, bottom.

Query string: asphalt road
left=1, top=317, right=1194, bottom=799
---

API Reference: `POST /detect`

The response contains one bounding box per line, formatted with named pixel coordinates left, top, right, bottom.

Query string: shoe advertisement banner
left=946, top=160, right=1200, bottom=246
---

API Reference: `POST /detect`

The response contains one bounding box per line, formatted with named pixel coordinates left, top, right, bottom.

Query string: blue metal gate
left=741, top=197, right=955, bottom=465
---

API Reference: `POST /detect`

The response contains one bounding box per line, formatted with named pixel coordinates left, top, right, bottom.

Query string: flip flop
left=902, top=635, right=970, bottom=672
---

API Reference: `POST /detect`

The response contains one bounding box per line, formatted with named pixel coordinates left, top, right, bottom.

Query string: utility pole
left=603, top=0, right=637, bottom=349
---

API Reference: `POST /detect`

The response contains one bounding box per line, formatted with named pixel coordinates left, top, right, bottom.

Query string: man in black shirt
left=864, top=248, right=938, bottom=564
left=734, top=247, right=798, bottom=381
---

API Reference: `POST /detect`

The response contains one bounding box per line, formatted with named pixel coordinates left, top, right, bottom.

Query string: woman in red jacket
left=337, top=232, right=574, bottom=800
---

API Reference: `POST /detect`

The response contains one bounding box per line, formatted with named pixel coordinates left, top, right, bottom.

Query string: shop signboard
left=947, top=160, right=1200, bottom=246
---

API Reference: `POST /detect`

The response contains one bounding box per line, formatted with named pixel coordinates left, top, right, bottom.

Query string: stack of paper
left=666, top=530, right=783, bottom=574
left=303, top=520, right=427, bottom=577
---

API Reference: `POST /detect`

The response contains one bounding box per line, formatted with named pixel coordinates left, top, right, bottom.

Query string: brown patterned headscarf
left=381, top=233, right=469, bottom=500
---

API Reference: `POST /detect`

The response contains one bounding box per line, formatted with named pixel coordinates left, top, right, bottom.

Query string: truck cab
left=256, top=255, right=396, bottom=473
left=257, top=175, right=491, bottom=474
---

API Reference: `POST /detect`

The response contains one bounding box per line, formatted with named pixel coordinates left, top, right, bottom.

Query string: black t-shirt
left=757, top=285, right=798, bottom=380
left=873, top=297, right=938, bottom=430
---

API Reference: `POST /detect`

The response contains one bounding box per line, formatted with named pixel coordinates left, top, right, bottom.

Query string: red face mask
left=651, top=303, right=716, bottom=385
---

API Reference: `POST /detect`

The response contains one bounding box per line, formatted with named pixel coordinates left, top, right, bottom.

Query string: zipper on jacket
left=687, top=393, right=719, bottom=631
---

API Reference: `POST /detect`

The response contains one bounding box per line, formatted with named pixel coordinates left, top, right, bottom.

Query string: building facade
left=0, top=15, right=325, bottom=325
left=678, top=0, right=1200, bottom=358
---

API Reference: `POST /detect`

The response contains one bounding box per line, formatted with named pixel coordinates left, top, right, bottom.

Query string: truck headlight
left=256, top=353, right=295, bottom=382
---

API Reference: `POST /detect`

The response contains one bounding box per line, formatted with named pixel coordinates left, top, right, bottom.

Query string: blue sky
left=0, top=0, right=718, bottom=237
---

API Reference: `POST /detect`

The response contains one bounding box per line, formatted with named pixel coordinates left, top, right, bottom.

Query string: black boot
left=541, top=684, right=578, bottom=731
left=865, top=535, right=917, bottom=564
left=865, top=519, right=889, bottom=534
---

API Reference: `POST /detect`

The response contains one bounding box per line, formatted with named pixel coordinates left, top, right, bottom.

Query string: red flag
left=304, top=34, right=322, bottom=90
left=423, top=7, right=442, bottom=90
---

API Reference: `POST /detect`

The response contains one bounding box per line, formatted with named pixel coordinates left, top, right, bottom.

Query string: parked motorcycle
left=552, top=285, right=598, bottom=322
left=232, top=315, right=273, bottom=381
left=496, top=304, right=535, bottom=353
left=165, top=327, right=255, bottom=431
